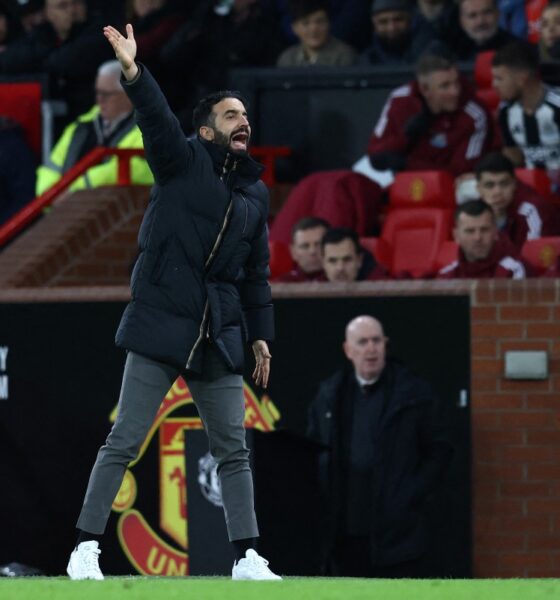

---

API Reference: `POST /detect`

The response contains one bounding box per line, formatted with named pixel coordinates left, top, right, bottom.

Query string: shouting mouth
left=231, top=129, right=249, bottom=151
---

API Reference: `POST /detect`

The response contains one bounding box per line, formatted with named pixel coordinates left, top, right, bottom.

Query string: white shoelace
left=83, top=547, right=102, bottom=574
left=247, top=553, right=272, bottom=573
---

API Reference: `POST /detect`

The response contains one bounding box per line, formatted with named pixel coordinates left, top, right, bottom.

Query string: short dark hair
left=291, top=216, right=330, bottom=241
left=475, top=152, right=515, bottom=179
left=321, top=227, right=361, bottom=253
left=192, top=90, right=248, bottom=131
left=492, top=41, right=539, bottom=74
left=454, top=199, right=495, bottom=222
left=415, top=52, right=456, bottom=78
left=287, top=0, right=329, bottom=21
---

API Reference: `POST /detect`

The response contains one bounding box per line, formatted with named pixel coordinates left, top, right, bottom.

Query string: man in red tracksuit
left=438, top=199, right=526, bottom=279
left=474, top=152, right=560, bottom=251
left=368, top=52, right=494, bottom=178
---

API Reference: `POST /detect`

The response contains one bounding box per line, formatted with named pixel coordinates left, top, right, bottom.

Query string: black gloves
left=369, top=152, right=407, bottom=171
left=404, top=107, right=432, bottom=141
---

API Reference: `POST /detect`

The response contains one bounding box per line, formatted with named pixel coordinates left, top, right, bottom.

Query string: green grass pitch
left=1, top=577, right=560, bottom=600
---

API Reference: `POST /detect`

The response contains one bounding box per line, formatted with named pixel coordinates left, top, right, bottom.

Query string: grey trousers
left=76, top=342, right=259, bottom=541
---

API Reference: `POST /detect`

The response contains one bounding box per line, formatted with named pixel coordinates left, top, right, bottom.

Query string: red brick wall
left=0, top=186, right=149, bottom=288
left=0, top=279, right=559, bottom=577
left=470, top=279, right=560, bottom=577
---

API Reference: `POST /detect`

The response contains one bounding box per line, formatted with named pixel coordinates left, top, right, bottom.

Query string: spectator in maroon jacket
left=321, top=228, right=387, bottom=282
left=438, top=199, right=526, bottom=278
left=275, top=216, right=330, bottom=282
left=474, top=152, right=560, bottom=251
left=368, top=52, right=493, bottom=181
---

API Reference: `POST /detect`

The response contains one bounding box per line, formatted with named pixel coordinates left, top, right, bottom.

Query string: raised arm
left=103, top=24, right=190, bottom=183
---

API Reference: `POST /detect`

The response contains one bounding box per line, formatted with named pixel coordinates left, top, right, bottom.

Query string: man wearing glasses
left=36, top=59, right=153, bottom=194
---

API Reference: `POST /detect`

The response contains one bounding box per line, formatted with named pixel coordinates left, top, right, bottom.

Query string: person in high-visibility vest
left=36, top=59, right=153, bottom=195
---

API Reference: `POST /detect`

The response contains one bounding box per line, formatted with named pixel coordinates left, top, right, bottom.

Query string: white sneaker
left=67, top=541, right=104, bottom=580
left=232, top=549, right=282, bottom=580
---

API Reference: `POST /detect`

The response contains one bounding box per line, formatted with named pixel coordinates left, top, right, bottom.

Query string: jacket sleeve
left=368, top=93, right=412, bottom=158
left=122, top=64, right=191, bottom=184
left=447, top=100, right=492, bottom=176
left=240, top=190, right=274, bottom=342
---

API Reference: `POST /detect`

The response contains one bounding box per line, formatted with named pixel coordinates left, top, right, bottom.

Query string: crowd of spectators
left=0, top=0, right=556, bottom=130
left=1, top=0, right=560, bottom=280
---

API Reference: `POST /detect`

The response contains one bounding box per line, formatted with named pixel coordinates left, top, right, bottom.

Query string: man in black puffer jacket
left=67, top=23, right=280, bottom=582
left=307, top=315, right=453, bottom=577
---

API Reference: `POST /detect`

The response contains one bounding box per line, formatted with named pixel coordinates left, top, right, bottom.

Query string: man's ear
left=199, top=126, right=214, bottom=141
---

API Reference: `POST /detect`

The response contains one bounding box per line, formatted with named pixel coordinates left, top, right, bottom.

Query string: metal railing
left=0, top=147, right=145, bottom=248
left=0, top=145, right=291, bottom=249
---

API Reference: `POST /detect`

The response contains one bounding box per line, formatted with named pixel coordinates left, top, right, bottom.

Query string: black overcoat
left=115, top=65, right=274, bottom=373
left=307, top=360, right=453, bottom=569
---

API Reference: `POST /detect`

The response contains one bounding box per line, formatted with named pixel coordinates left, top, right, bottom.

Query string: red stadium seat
left=521, top=237, right=560, bottom=274
left=268, top=240, right=293, bottom=279
left=436, top=240, right=459, bottom=270
left=474, top=51, right=496, bottom=89
left=515, top=168, right=557, bottom=203
left=476, top=88, right=500, bottom=113
left=380, top=208, right=453, bottom=277
left=0, top=81, right=42, bottom=157
left=389, top=171, right=456, bottom=210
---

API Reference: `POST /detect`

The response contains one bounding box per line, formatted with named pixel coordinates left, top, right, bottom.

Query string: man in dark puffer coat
left=67, top=24, right=281, bottom=582
left=307, top=315, right=453, bottom=577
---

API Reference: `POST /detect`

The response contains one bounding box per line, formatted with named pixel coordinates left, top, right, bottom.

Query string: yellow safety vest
left=36, top=105, right=153, bottom=196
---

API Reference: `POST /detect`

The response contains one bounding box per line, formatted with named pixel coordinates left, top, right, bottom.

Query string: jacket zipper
left=185, top=155, right=237, bottom=369
left=240, top=192, right=248, bottom=234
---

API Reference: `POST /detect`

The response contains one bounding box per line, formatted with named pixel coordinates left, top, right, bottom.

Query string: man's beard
left=213, top=127, right=250, bottom=156
left=378, top=31, right=412, bottom=55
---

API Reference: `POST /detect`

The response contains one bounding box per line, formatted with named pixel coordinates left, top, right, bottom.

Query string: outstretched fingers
left=103, top=26, right=121, bottom=48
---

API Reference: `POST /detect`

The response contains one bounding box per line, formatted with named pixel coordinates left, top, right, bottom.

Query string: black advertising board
left=0, top=295, right=470, bottom=577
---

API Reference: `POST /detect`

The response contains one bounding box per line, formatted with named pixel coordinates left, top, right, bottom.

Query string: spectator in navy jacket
left=0, top=117, right=36, bottom=226
left=359, top=0, right=438, bottom=65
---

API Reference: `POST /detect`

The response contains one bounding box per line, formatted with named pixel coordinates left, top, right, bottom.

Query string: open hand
left=103, top=24, right=138, bottom=80
left=252, top=340, right=271, bottom=388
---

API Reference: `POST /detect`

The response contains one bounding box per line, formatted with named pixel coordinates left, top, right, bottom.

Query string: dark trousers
left=76, top=343, right=258, bottom=541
